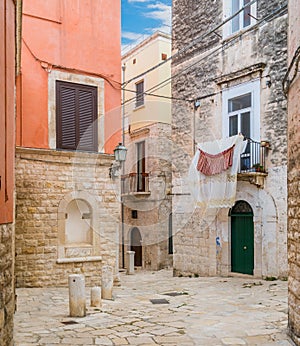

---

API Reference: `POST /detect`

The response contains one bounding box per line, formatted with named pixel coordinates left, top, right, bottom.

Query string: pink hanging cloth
left=197, top=144, right=235, bottom=176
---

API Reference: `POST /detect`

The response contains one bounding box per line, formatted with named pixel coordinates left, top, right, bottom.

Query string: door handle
left=243, top=246, right=247, bottom=250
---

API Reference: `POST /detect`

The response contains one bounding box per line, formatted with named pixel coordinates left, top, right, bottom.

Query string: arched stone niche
left=57, top=191, right=101, bottom=263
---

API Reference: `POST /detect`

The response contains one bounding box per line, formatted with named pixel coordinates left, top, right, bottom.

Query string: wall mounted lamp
left=265, top=76, right=272, bottom=88
left=194, top=99, right=201, bottom=110
left=109, top=143, right=127, bottom=179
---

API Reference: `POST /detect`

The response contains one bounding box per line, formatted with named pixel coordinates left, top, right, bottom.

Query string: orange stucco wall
left=17, top=0, right=121, bottom=153
left=0, top=0, right=15, bottom=224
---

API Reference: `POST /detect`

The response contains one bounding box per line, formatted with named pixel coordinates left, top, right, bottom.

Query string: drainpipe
left=121, top=63, right=126, bottom=268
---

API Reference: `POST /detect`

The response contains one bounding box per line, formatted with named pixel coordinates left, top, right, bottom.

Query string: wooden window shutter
left=56, top=81, right=98, bottom=152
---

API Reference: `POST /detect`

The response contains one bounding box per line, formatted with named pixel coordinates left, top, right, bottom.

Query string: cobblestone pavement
left=14, top=269, right=294, bottom=346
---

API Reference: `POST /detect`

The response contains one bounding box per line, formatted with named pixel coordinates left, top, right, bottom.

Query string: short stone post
left=90, top=286, right=101, bottom=307
left=68, top=274, right=86, bottom=317
left=101, top=265, right=113, bottom=300
left=126, top=251, right=135, bottom=275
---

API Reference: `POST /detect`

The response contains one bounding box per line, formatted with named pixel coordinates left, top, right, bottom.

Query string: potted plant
left=252, top=163, right=265, bottom=172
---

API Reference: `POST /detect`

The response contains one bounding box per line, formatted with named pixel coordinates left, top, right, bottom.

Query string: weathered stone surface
left=287, top=0, right=300, bottom=344
left=122, top=122, right=173, bottom=271
left=172, top=0, right=288, bottom=278
left=0, top=223, right=14, bottom=346
left=15, top=147, right=120, bottom=287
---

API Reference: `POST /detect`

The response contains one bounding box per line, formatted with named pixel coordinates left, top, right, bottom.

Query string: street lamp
left=114, top=143, right=127, bottom=162
left=109, top=143, right=127, bottom=179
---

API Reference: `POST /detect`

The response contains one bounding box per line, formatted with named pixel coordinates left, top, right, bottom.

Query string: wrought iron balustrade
left=239, top=139, right=268, bottom=174
left=121, top=172, right=150, bottom=195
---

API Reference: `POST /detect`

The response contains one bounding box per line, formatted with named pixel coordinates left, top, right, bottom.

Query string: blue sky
left=121, top=0, right=172, bottom=53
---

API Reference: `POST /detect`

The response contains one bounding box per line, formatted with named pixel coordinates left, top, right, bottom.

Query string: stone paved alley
left=14, top=270, right=294, bottom=346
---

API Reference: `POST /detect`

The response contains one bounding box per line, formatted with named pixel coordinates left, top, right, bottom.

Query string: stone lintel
left=215, top=63, right=266, bottom=85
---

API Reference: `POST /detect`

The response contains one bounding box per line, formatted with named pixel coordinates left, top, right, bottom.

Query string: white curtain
left=188, top=134, right=247, bottom=208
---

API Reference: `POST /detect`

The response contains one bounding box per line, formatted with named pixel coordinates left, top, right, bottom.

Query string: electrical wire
left=123, top=0, right=258, bottom=87
left=22, top=38, right=122, bottom=90
left=282, top=45, right=300, bottom=95
left=122, top=3, right=288, bottom=109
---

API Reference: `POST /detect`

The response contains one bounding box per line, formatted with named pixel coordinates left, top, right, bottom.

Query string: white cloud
left=122, top=31, right=145, bottom=41
left=121, top=32, right=151, bottom=54
left=121, top=0, right=172, bottom=52
left=144, top=2, right=171, bottom=33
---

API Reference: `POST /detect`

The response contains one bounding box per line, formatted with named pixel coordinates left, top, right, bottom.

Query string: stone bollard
left=90, top=286, right=101, bottom=307
left=68, top=274, right=86, bottom=317
left=101, top=265, right=113, bottom=300
left=126, top=251, right=135, bottom=275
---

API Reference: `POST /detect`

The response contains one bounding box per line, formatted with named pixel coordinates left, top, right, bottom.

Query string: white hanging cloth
left=188, top=134, right=247, bottom=208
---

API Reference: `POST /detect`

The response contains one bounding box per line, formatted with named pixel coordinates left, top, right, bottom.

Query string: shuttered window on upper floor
left=56, top=81, right=98, bottom=152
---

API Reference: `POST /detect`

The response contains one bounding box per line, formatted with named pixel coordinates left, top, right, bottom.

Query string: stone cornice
left=215, top=63, right=266, bottom=85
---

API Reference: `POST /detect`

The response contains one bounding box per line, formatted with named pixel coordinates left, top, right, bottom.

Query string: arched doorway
left=130, top=227, right=142, bottom=267
left=230, top=200, right=254, bottom=275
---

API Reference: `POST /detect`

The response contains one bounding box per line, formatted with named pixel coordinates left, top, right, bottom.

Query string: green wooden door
left=231, top=213, right=254, bottom=275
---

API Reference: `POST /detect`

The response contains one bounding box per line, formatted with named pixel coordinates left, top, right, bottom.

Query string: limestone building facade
left=121, top=32, right=173, bottom=270
left=15, top=0, right=122, bottom=287
left=171, top=0, right=288, bottom=278
left=286, top=0, right=300, bottom=344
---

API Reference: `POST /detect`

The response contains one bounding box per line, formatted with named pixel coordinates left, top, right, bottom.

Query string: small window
left=223, top=0, right=256, bottom=37
left=56, top=81, right=98, bottom=152
left=162, top=53, right=167, bottom=60
left=131, top=210, right=138, bottom=219
left=135, top=80, right=144, bottom=108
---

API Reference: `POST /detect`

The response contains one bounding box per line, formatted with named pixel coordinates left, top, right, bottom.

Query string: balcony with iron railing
left=238, top=139, right=270, bottom=187
left=121, top=172, right=151, bottom=197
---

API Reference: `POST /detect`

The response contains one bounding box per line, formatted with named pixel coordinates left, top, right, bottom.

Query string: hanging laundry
left=188, top=134, right=247, bottom=209
left=197, top=144, right=235, bottom=175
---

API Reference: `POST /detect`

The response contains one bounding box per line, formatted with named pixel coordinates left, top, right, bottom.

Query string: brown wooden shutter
left=78, top=88, right=97, bottom=151
left=56, top=81, right=98, bottom=152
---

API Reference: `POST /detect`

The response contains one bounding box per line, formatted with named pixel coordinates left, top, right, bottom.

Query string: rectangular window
left=222, top=80, right=260, bottom=170
left=136, top=141, right=146, bottom=192
left=227, top=92, right=252, bottom=139
left=56, top=81, right=98, bottom=152
left=135, top=80, right=144, bottom=108
left=223, top=0, right=256, bottom=37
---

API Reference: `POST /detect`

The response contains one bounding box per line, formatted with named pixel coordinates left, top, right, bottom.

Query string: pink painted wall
left=17, top=0, right=121, bottom=153
left=0, top=0, right=15, bottom=224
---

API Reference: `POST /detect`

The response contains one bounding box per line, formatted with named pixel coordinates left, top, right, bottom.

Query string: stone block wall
left=287, top=0, right=300, bottom=343
left=15, top=147, right=120, bottom=287
left=122, top=122, right=173, bottom=270
left=171, top=0, right=288, bottom=278
left=0, top=223, right=14, bottom=346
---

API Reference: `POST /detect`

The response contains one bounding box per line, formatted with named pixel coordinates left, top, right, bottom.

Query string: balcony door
left=222, top=80, right=260, bottom=171
left=136, top=141, right=145, bottom=192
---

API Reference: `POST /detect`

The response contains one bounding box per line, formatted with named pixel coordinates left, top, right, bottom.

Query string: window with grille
left=56, top=81, right=98, bottom=152
left=135, top=80, right=144, bottom=108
